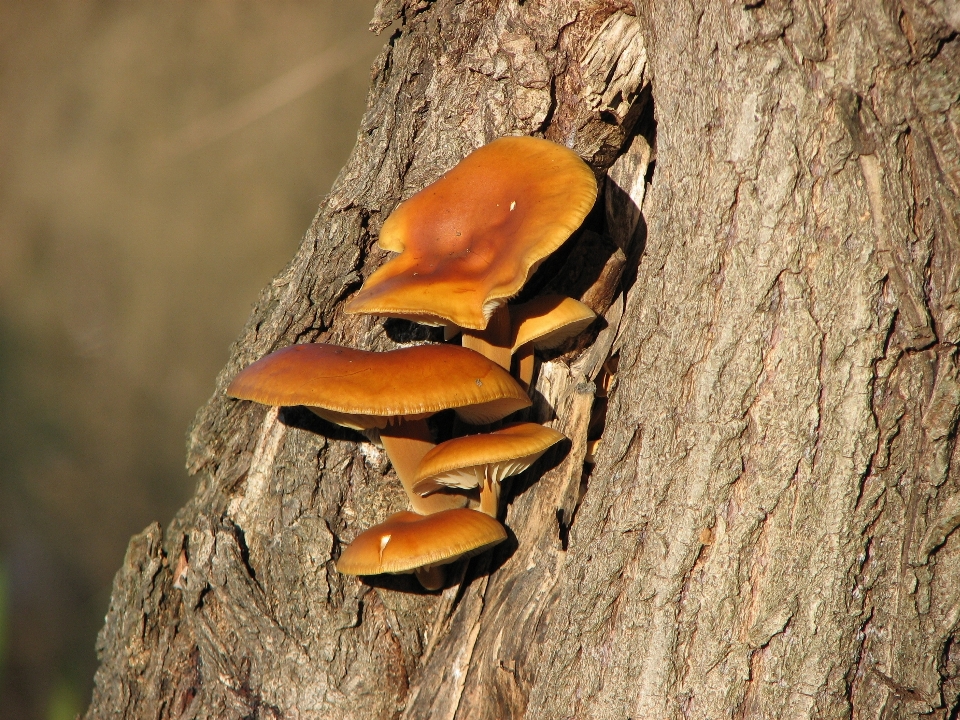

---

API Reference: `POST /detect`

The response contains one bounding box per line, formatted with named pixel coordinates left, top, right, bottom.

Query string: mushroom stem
left=461, top=304, right=512, bottom=371
left=414, top=565, right=445, bottom=591
left=512, top=341, right=535, bottom=393
left=380, top=419, right=468, bottom=514
left=478, top=468, right=500, bottom=518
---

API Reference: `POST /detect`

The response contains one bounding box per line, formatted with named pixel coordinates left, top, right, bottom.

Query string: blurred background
left=0, top=3, right=383, bottom=718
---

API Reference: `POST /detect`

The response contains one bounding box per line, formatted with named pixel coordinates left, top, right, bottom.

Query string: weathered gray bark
left=85, top=0, right=960, bottom=718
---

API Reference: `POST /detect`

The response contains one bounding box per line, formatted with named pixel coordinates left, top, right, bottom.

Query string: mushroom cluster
left=228, top=136, right=598, bottom=590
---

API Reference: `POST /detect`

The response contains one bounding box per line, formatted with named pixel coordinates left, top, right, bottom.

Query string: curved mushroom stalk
left=379, top=418, right=468, bottom=514
left=512, top=342, right=536, bottom=392
left=478, top=469, right=500, bottom=518
left=414, top=565, right=445, bottom=591
left=461, top=304, right=512, bottom=371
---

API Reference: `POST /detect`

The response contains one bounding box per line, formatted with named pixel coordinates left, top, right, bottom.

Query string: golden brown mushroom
left=345, top=136, right=597, bottom=368
left=336, top=508, right=507, bottom=590
left=509, top=294, right=597, bottom=391
left=227, top=343, right=531, bottom=513
left=412, top=422, right=565, bottom=518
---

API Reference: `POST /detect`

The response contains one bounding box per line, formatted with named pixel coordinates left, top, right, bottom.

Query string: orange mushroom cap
left=412, top=422, right=565, bottom=495
left=336, top=508, right=506, bottom=576
left=344, top=136, right=598, bottom=330
left=509, top=294, right=598, bottom=351
left=227, top=343, right=531, bottom=428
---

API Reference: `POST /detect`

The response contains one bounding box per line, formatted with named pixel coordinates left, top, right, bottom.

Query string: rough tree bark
left=84, top=0, right=960, bottom=718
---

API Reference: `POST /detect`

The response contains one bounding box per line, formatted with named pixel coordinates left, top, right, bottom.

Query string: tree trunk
left=84, top=0, right=960, bottom=718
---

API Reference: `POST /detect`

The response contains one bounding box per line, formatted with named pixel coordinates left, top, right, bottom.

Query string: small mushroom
left=227, top=343, right=531, bottom=514
left=412, top=422, right=565, bottom=518
left=509, top=294, right=597, bottom=391
left=336, top=508, right=507, bottom=590
left=344, top=136, right=597, bottom=368
left=584, top=438, right=601, bottom=465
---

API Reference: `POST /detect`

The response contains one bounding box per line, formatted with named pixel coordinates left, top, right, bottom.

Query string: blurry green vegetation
left=46, top=677, right=81, bottom=720
left=0, top=2, right=383, bottom=717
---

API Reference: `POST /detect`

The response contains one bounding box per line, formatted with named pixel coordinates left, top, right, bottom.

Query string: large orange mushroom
left=227, top=343, right=531, bottom=513
left=345, top=136, right=598, bottom=370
